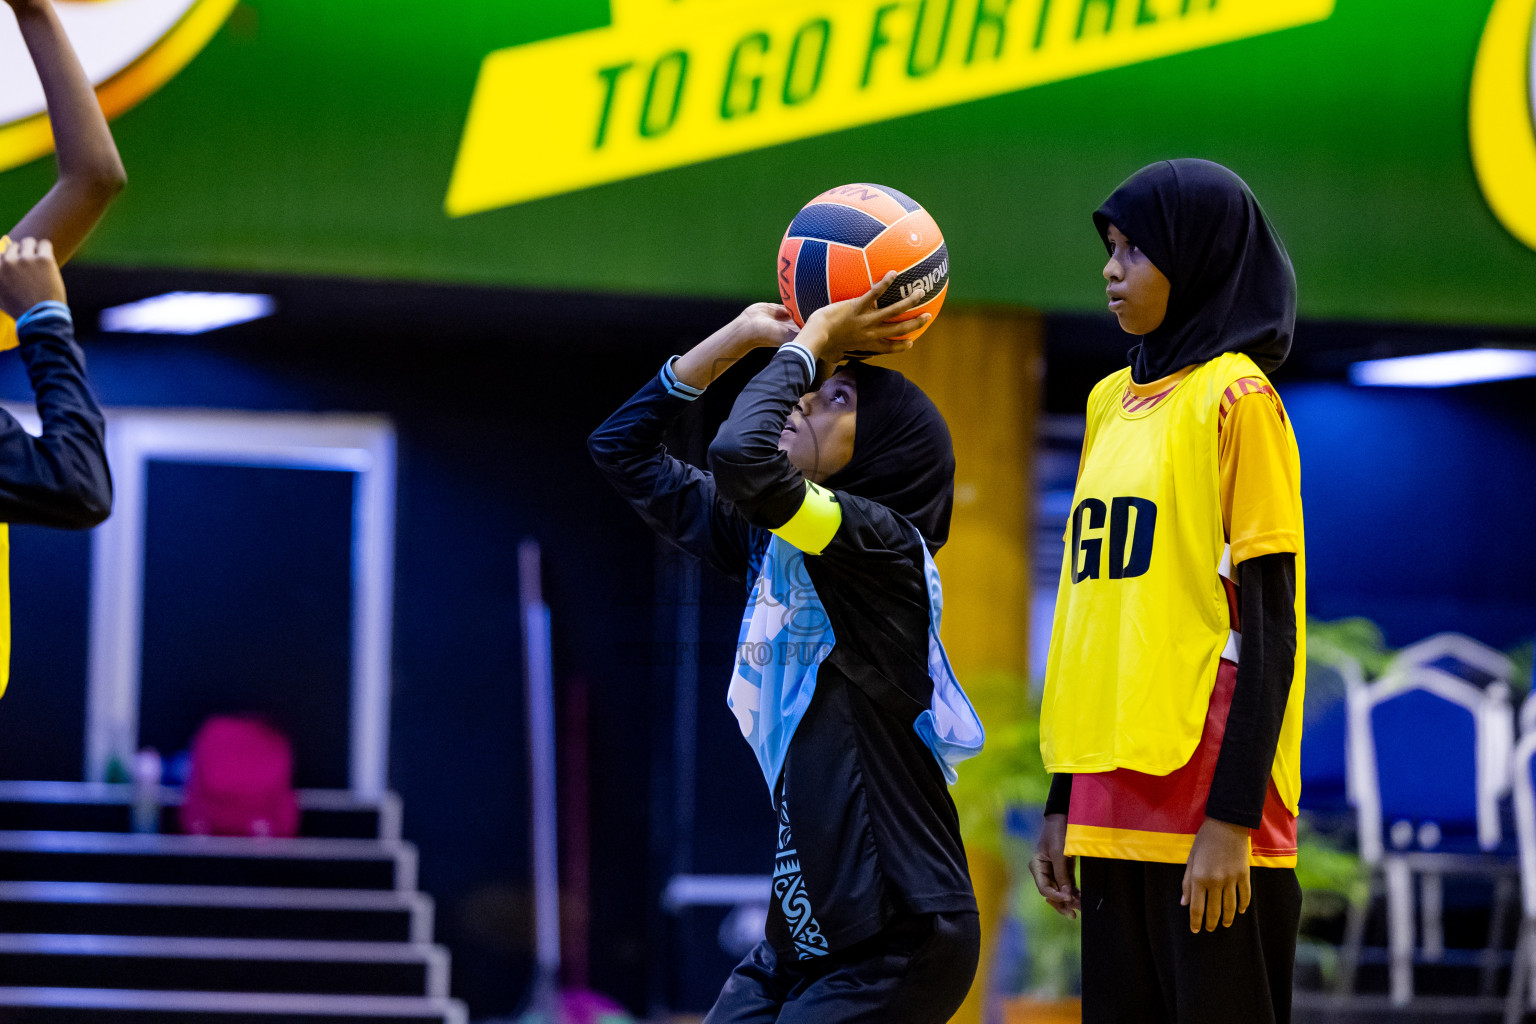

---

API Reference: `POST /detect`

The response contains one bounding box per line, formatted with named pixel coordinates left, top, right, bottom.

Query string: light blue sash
left=727, top=534, right=985, bottom=795
left=915, top=542, right=987, bottom=783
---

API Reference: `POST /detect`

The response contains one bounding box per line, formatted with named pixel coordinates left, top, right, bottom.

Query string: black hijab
left=1093, top=159, right=1296, bottom=384
left=823, top=361, right=954, bottom=553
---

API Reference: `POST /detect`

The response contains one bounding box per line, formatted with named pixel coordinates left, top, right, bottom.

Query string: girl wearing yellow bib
left=1030, top=160, right=1306, bottom=1024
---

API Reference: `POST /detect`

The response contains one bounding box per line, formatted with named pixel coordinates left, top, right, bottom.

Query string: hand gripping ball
left=777, top=183, right=949, bottom=342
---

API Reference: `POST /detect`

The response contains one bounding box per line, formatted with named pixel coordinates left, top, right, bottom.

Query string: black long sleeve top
left=591, top=350, right=975, bottom=959
left=0, top=315, right=111, bottom=529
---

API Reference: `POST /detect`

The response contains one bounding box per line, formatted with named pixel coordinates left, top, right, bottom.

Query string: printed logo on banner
left=446, top=0, right=1337, bottom=217
left=0, top=0, right=237, bottom=174
left=1470, top=0, right=1536, bottom=251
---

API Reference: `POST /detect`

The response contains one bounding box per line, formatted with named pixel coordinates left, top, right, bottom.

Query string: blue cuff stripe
left=14, top=300, right=71, bottom=336
left=661, top=355, right=705, bottom=401
left=780, top=342, right=816, bottom=380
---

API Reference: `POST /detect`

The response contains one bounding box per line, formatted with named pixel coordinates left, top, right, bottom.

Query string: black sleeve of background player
left=1045, top=772, right=1073, bottom=817
left=1205, top=552, right=1298, bottom=829
left=0, top=322, right=112, bottom=529
left=588, top=371, right=761, bottom=580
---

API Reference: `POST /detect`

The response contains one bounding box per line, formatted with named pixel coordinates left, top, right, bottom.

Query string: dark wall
left=1284, top=378, right=1536, bottom=651
left=5, top=520, right=92, bottom=780
left=139, top=463, right=355, bottom=788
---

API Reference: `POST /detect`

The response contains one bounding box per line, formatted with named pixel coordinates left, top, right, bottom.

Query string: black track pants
left=1080, top=857, right=1301, bottom=1024
left=703, top=911, right=980, bottom=1024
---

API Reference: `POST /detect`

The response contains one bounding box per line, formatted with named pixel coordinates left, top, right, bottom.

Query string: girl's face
left=1103, top=223, right=1171, bottom=336
left=780, top=368, right=857, bottom=484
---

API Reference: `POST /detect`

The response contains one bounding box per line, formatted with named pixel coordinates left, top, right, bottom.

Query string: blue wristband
left=661, top=355, right=706, bottom=401
left=14, top=300, right=71, bottom=337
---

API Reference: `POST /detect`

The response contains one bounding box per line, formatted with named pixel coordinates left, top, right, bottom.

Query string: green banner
left=1, top=0, right=1532, bottom=327
left=447, top=0, right=1335, bottom=214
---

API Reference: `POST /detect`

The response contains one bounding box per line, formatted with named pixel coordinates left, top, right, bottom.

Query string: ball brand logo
left=900, top=257, right=950, bottom=301
left=0, top=0, right=237, bottom=174
left=1070, top=496, right=1157, bottom=584
left=1469, top=0, right=1536, bottom=251
left=820, top=184, right=888, bottom=204
left=446, top=0, right=1337, bottom=218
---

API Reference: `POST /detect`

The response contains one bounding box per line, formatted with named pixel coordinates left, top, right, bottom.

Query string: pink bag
left=179, top=716, right=300, bottom=838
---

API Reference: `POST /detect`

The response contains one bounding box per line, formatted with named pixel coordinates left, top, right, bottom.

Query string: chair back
left=1299, top=655, right=1362, bottom=814
left=1349, top=666, right=1513, bottom=864
left=1385, top=632, right=1516, bottom=690
left=1509, top=731, right=1536, bottom=918
left=1520, top=690, right=1536, bottom=738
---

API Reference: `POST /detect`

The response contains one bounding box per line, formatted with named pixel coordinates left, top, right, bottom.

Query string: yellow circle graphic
left=0, top=0, right=238, bottom=174
left=1470, top=0, right=1536, bottom=251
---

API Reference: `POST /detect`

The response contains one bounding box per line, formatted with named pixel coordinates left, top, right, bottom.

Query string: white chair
left=1343, top=665, right=1517, bottom=1005
left=1299, top=653, right=1363, bottom=822
left=1504, top=731, right=1536, bottom=1022
left=1386, top=631, right=1518, bottom=690
left=1519, top=690, right=1536, bottom=739
left=1388, top=633, right=1518, bottom=791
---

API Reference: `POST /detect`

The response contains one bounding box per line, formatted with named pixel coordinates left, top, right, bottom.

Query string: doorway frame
left=58, top=408, right=397, bottom=796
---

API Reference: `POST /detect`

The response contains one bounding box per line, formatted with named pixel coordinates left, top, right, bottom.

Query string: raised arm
left=708, top=273, right=931, bottom=534
left=705, top=347, right=815, bottom=531
left=589, top=305, right=795, bottom=579
left=6, top=0, right=128, bottom=262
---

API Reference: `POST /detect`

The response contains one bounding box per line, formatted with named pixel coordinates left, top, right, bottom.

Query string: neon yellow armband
left=770, top=481, right=841, bottom=555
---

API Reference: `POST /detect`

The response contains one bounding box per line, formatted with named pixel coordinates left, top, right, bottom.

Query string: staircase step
left=0, top=987, right=466, bottom=1023
left=0, top=833, right=414, bottom=890
left=0, top=783, right=398, bottom=840
left=1294, top=992, right=1506, bottom=1023
left=0, top=935, right=447, bottom=998
left=0, top=883, right=429, bottom=942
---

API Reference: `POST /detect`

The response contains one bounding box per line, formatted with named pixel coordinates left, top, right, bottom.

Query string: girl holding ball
left=591, top=274, right=984, bottom=1022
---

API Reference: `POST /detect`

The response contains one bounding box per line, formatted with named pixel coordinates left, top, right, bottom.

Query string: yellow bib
left=1040, top=353, right=1306, bottom=813
left=0, top=237, right=15, bottom=353
left=0, top=235, right=20, bottom=692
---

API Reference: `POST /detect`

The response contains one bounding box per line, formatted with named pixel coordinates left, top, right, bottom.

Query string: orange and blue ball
left=777, top=183, right=948, bottom=342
